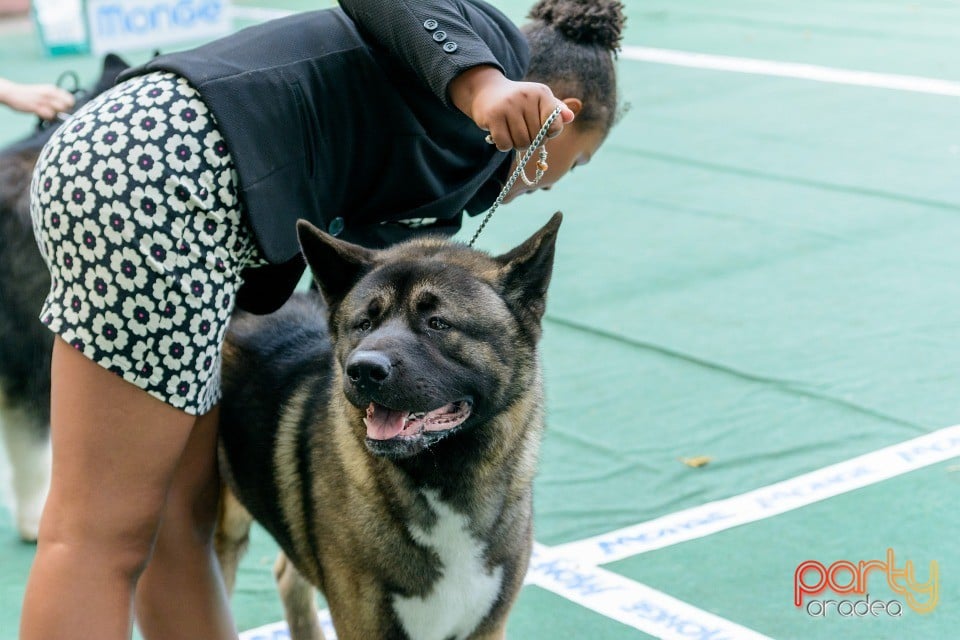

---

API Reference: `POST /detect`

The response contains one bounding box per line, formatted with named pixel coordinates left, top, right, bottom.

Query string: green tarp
left=2, top=1, right=958, bottom=637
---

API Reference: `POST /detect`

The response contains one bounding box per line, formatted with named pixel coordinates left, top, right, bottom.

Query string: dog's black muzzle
left=345, top=350, right=393, bottom=395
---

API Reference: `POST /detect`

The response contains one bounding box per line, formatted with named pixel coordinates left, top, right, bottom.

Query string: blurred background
left=2, top=1, right=960, bottom=638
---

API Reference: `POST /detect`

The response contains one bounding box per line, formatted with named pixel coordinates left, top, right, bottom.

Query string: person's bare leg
left=135, top=405, right=238, bottom=640
left=19, top=337, right=197, bottom=640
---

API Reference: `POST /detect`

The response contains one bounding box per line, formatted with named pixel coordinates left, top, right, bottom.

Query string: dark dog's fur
left=0, top=54, right=128, bottom=540
left=215, top=215, right=562, bottom=640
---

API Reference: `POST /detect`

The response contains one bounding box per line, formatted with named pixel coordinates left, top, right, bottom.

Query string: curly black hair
left=523, top=0, right=626, bottom=133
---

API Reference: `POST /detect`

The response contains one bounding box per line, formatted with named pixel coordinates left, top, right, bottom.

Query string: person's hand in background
left=0, top=77, right=75, bottom=120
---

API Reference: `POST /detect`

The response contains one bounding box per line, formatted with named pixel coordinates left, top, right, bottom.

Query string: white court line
left=235, top=7, right=960, bottom=97
left=555, top=424, right=960, bottom=566
left=527, top=545, right=772, bottom=640
left=234, top=6, right=960, bottom=98
left=621, top=46, right=960, bottom=97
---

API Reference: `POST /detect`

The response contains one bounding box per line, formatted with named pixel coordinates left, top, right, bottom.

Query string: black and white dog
left=0, top=54, right=129, bottom=540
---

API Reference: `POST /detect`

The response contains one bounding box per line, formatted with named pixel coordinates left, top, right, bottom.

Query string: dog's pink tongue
left=365, top=403, right=407, bottom=440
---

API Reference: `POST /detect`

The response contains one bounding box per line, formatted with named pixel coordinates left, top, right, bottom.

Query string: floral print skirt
left=31, top=71, right=266, bottom=415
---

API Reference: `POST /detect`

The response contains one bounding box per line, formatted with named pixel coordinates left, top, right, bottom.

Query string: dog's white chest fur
left=392, top=490, right=504, bottom=640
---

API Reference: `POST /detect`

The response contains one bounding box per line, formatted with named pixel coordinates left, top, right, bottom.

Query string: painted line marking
left=236, top=8, right=960, bottom=97
left=621, top=46, right=960, bottom=97
left=555, top=424, right=960, bottom=565
left=527, top=545, right=772, bottom=640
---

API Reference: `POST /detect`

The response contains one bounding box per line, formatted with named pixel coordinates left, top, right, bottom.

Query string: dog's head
left=297, top=213, right=561, bottom=459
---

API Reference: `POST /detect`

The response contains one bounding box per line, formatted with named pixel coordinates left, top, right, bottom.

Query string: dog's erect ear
left=494, top=212, right=562, bottom=324
left=297, top=220, right=376, bottom=305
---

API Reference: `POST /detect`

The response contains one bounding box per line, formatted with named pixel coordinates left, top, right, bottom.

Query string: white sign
left=32, top=0, right=89, bottom=55
left=85, top=0, right=232, bottom=54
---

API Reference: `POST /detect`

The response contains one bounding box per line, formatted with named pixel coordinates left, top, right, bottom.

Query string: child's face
left=502, top=122, right=606, bottom=203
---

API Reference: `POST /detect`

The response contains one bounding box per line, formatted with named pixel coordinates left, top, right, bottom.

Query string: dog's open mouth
left=364, top=400, right=472, bottom=441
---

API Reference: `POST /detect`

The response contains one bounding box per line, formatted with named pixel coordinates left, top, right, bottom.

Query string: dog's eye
left=356, top=319, right=372, bottom=332
left=428, top=317, right=450, bottom=331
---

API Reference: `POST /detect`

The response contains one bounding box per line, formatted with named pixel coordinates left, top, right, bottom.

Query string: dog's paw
left=14, top=482, right=47, bottom=542
left=16, top=502, right=43, bottom=543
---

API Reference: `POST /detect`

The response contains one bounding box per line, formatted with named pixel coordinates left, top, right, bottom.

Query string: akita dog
left=215, top=213, right=562, bottom=640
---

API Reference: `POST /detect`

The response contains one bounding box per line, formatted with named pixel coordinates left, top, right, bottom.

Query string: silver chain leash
left=468, top=104, right=564, bottom=247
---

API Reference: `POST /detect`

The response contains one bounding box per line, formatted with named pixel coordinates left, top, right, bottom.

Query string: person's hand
left=450, top=66, right=575, bottom=151
left=0, top=79, right=75, bottom=120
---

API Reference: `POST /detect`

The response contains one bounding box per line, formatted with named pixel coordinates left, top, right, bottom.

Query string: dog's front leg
left=275, top=551, right=324, bottom=640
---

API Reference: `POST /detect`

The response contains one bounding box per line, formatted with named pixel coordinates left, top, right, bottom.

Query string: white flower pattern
left=165, top=133, right=202, bottom=173
left=73, top=214, right=108, bottom=263
left=169, top=98, right=209, bottom=134
left=129, top=106, right=170, bottom=142
left=62, top=174, right=96, bottom=217
left=127, top=142, right=165, bottom=183
left=110, top=245, right=148, bottom=291
left=92, top=310, right=130, bottom=353
left=56, top=138, right=92, bottom=178
left=135, top=78, right=175, bottom=107
left=92, top=121, right=130, bottom=156
left=29, top=72, right=266, bottom=415
left=99, top=200, right=134, bottom=245
left=122, top=294, right=157, bottom=337
left=129, top=184, right=169, bottom=229
left=56, top=239, right=84, bottom=283
left=92, top=156, right=129, bottom=199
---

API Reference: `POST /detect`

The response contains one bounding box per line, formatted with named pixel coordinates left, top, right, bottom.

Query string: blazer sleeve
left=338, top=0, right=525, bottom=108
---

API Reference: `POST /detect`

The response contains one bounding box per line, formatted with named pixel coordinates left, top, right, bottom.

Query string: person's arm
left=339, top=0, right=573, bottom=149
left=339, top=0, right=502, bottom=106
left=0, top=77, right=74, bottom=120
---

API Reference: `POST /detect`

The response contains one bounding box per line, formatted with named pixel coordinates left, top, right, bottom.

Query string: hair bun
left=528, top=0, right=625, bottom=51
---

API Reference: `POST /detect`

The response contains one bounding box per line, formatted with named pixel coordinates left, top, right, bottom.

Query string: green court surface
left=2, top=1, right=959, bottom=638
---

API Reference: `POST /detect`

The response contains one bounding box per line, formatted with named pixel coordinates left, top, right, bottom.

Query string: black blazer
left=120, top=0, right=529, bottom=313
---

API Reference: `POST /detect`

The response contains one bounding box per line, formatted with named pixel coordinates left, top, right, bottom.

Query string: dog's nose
left=346, top=351, right=392, bottom=388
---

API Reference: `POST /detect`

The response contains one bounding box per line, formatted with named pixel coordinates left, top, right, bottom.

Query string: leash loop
left=468, top=104, right=564, bottom=247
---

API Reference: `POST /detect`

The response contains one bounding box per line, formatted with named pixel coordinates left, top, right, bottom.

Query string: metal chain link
left=468, top=104, right=564, bottom=247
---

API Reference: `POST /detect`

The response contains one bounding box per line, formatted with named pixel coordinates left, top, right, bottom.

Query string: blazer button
left=442, top=41, right=458, bottom=53
left=423, top=19, right=438, bottom=31
left=432, top=30, right=447, bottom=42
left=328, top=217, right=345, bottom=237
